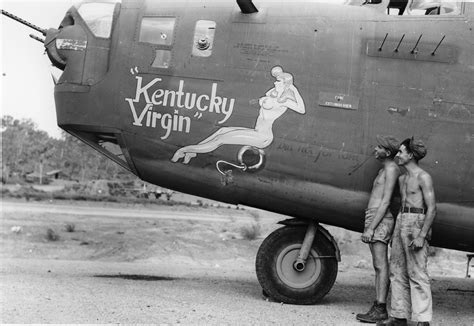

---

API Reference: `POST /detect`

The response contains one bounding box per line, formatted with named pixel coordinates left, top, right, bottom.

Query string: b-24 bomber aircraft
left=3, top=0, right=473, bottom=304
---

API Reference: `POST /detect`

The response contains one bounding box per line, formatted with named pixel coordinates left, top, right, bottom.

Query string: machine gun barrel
left=1, top=9, right=47, bottom=35
left=29, top=34, right=45, bottom=44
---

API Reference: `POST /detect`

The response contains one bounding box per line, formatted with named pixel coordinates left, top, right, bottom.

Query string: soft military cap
left=409, top=137, right=427, bottom=161
left=376, top=135, right=399, bottom=154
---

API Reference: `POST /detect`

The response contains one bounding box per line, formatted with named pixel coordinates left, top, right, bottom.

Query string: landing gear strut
left=293, top=221, right=318, bottom=272
left=255, top=220, right=340, bottom=304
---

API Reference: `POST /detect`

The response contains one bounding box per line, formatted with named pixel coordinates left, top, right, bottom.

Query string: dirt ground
left=0, top=198, right=473, bottom=325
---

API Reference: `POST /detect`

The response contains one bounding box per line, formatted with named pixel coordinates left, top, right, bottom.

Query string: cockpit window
left=77, top=2, right=117, bottom=38
left=139, top=17, right=176, bottom=45
left=404, top=0, right=461, bottom=15
left=345, top=0, right=462, bottom=16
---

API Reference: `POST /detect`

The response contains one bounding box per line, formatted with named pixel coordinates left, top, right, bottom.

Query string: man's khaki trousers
left=389, top=212, right=432, bottom=322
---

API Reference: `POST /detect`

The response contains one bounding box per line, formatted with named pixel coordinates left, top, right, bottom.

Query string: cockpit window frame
left=136, top=15, right=178, bottom=70
left=74, top=2, right=121, bottom=40
left=372, top=1, right=466, bottom=19
left=138, top=16, right=177, bottom=46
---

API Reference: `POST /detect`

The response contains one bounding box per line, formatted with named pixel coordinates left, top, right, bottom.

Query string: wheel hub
left=293, top=261, right=306, bottom=272
left=276, top=244, right=322, bottom=289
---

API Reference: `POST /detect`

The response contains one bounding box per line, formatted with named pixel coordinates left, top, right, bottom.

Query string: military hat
left=408, top=137, right=427, bottom=161
left=376, top=135, right=400, bottom=154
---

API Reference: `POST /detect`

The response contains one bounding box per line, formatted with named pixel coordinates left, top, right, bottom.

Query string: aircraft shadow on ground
left=93, top=274, right=177, bottom=281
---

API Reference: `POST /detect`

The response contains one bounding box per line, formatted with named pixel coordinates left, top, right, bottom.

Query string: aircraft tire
left=255, top=225, right=338, bottom=305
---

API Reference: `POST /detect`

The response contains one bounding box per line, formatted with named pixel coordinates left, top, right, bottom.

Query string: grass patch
left=46, top=228, right=60, bottom=241
left=65, top=223, right=76, bottom=232
left=240, top=223, right=261, bottom=240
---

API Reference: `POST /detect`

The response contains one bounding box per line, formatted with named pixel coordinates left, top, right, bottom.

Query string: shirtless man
left=377, top=138, right=436, bottom=326
left=356, top=135, right=400, bottom=323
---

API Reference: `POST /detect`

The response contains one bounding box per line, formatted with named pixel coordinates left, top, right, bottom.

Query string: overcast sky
left=1, top=0, right=77, bottom=138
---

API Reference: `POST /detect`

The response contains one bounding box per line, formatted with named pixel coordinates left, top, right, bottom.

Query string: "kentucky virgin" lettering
left=125, top=76, right=235, bottom=140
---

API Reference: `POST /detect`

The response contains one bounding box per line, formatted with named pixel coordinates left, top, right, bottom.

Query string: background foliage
left=1, top=115, right=133, bottom=183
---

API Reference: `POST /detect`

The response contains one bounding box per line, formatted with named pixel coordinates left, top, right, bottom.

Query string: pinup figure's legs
left=172, top=127, right=248, bottom=164
left=196, top=127, right=248, bottom=145
left=172, top=127, right=270, bottom=163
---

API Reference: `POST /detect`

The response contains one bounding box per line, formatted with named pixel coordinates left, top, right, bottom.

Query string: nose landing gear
left=255, top=221, right=339, bottom=304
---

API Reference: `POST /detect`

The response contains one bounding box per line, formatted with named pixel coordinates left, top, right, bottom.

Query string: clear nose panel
left=76, top=2, right=116, bottom=38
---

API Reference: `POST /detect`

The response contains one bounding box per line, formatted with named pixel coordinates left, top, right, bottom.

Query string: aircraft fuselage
left=53, top=0, right=474, bottom=252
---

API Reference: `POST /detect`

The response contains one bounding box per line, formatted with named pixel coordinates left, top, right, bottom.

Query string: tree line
left=1, top=115, right=133, bottom=183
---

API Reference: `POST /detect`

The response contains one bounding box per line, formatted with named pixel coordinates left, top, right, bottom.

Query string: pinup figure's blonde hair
left=271, top=66, right=296, bottom=103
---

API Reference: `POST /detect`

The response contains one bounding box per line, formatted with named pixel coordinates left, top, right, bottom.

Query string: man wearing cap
left=356, top=135, right=400, bottom=323
left=377, top=138, right=436, bottom=326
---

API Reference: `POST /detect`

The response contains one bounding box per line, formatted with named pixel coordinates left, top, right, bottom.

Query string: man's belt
left=401, top=207, right=425, bottom=214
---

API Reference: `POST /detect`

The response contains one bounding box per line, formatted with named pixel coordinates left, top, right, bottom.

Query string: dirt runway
left=1, top=199, right=473, bottom=325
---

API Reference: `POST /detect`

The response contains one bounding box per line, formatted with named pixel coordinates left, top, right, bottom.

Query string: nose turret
left=44, top=22, right=88, bottom=84
left=44, top=28, right=66, bottom=70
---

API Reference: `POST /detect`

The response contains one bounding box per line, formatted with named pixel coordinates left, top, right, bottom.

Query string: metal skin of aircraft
left=3, top=0, right=473, bottom=305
